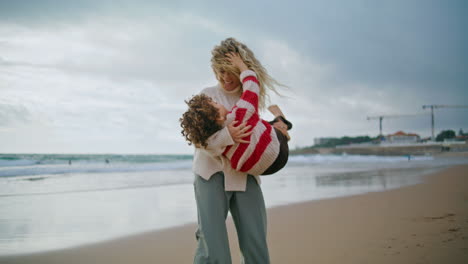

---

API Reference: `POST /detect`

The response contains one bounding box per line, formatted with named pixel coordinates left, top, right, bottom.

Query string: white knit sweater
left=192, top=82, right=261, bottom=191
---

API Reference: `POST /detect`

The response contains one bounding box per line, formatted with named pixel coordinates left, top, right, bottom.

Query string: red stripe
left=240, top=120, right=272, bottom=172
left=226, top=108, right=247, bottom=164
left=242, top=76, right=259, bottom=85
left=223, top=108, right=244, bottom=157
left=234, top=107, right=247, bottom=123
left=230, top=142, right=249, bottom=170
left=223, top=106, right=244, bottom=156
left=240, top=90, right=258, bottom=112
left=223, top=145, right=232, bottom=156
left=245, top=112, right=260, bottom=130
left=228, top=105, right=238, bottom=115
left=230, top=112, right=260, bottom=169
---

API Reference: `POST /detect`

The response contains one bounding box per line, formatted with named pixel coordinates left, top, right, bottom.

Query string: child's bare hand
left=272, top=121, right=291, bottom=141
left=226, top=52, right=248, bottom=72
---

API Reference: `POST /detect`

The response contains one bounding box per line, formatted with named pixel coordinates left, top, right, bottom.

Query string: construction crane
left=422, top=105, right=468, bottom=140
left=367, top=113, right=428, bottom=138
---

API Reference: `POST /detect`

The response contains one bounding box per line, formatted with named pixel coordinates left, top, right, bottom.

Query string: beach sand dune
left=1, top=165, right=467, bottom=263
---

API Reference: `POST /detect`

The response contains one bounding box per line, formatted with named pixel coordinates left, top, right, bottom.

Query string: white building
left=314, top=137, right=334, bottom=146
left=385, top=131, right=420, bottom=144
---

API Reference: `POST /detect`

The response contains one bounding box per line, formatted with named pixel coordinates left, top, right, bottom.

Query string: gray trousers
left=193, top=172, right=270, bottom=264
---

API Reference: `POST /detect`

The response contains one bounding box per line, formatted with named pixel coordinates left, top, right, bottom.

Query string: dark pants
left=261, top=128, right=289, bottom=175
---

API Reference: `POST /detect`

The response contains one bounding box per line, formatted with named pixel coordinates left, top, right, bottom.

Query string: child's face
left=210, top=101, right=228, bottom=125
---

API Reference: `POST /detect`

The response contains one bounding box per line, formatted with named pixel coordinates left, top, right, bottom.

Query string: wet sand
left=1, top=165, right=467, bottom=263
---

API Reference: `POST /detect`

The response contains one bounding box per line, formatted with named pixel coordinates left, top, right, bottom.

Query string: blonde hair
left=211, top=38, right=285, bottom=110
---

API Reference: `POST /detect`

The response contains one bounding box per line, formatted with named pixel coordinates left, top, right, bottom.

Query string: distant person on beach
left=180, top=53, right=292, bottom=176
left=182, top=38, right=287, bottom=264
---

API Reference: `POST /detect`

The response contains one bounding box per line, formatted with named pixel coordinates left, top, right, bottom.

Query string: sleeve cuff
left=240, top=70, right=257, bottom=81
left=206, top=126, right=235, bottom=152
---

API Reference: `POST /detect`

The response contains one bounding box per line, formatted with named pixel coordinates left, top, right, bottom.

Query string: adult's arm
left=202, top=121, right=252, bottom=157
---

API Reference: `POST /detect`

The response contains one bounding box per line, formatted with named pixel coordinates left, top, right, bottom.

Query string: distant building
left=455, top=134, right=468, bottom=142
left=385, top=131, right=420, bottom=144
left=314, top=137, right=334, bottom=146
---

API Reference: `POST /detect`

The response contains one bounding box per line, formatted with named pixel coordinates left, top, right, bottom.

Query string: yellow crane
left=422, top=105, right=468, bottom=139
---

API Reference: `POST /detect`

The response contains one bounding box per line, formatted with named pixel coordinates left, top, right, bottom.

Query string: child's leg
left=268, top=105, right=293, bottom=130
left=262, top=128, right=289, bottom=175
left=268, top=105, right=292, bottom=141
left=269, top=120, right=290, bottom=141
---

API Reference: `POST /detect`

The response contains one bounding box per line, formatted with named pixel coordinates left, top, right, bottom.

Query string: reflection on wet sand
left=315, top=167, right=443, bottom=189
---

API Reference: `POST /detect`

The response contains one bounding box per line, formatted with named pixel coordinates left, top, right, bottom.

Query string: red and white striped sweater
left=222, top=70, right=280, bottom=176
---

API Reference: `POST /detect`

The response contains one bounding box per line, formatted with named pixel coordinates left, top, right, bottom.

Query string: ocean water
left=0, top=153, right=467, bottom=255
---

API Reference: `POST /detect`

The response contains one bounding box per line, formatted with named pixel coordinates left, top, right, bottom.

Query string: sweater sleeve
left=201, top=126, right=235, bottom=157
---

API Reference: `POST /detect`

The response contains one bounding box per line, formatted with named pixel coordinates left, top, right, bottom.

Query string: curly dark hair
left=180, top=94, right=223, bottom=148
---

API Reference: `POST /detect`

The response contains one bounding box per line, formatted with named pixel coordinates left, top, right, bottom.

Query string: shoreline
left=1, top=164, right=467, bottom=263
left=292, top=145, right=468, bottom=157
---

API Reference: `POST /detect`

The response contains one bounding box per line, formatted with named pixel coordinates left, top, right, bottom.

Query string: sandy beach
left=1, top=164, right=467, bottom=263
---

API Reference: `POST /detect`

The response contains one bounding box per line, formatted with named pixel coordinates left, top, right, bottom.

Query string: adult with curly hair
left=188, top=38, right=285, bottom=264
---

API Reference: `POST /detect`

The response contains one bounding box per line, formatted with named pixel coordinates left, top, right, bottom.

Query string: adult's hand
left=228, top=121, right=252, bottom=144
left=226, top=52, right=249, bottom=72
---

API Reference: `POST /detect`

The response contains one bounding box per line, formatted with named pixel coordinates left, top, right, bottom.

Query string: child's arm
left=226, top=52, right=260, bottom=113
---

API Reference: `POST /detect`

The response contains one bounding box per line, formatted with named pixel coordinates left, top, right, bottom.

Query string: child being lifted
left=180, top=52, right=292, bottom=176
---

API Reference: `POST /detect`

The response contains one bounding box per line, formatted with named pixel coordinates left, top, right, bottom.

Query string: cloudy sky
left=1, top=0, right=467, bottom=154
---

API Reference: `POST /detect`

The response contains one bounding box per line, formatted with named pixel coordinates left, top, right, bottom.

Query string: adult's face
left=218, top=70, right=241, bottom=91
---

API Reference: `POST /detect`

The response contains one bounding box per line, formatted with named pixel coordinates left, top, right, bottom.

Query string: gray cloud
left=0, top=103, right=31, bottom=126
left=0, top=0, right=467, bottom=153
